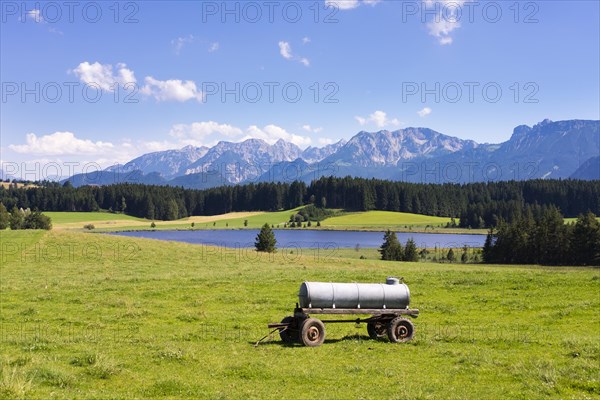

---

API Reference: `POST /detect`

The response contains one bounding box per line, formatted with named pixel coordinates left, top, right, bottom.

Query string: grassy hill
left=43, top=210, right=595, bottom=233
left=190, top=207, right=303, bottom=229
left=43, top=211, right=147, bottom=224
left=44, top=211, right=269, bottom=231
left=321, top=210, right=453, bottom=230
left=1, top=229, right=598, bottom=399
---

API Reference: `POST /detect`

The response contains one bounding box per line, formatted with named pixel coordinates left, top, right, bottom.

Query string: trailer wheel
left=387, top=317, right=414, bottom=343
left=279, top=316, right=299, bottom=344
left=300, top=318, right=326, bottom=347
left=367, top=321, right=387, bottom=340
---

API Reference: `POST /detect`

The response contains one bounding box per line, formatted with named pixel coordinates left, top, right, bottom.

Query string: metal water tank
left=298, top=277, right=410, bottom=309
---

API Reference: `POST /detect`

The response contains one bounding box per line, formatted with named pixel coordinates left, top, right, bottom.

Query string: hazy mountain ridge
left=570, top=156, right=600, bottom=180
left=301, top=140, right=347, bottom=163
left=64, top=119, right=599, bottom=188
left=106, top=145, right=209, bottom=179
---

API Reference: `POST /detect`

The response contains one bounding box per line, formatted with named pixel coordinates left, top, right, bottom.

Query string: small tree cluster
left=2, top=205, right=51, bottom=230
left=23, top=210, right=51, bottom=230
left=379, top=231, right=419, bottom=262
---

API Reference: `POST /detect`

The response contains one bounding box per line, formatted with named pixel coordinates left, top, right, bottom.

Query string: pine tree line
left=0, top=177, right=598, bottom=227
left=483, top=209, right=600, bottom=266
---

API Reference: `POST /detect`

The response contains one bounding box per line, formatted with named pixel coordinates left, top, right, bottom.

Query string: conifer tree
left=255, top=223, right=277, bottom=253
left=404, top=238, right=418, bottom=262
left=379, top=230, right=403, bottom=261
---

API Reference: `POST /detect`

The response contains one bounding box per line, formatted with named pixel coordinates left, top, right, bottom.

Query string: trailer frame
left=267, top=304, right=419, bottom=347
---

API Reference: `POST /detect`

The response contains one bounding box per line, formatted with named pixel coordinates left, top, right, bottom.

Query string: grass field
left=192, top=207, right=304, bottom=229
left=44, top=209, right=465, bottom=233
left=41, top=210, right=596, bottom=235
left=0, top=182, right=38, bottom=189
left=1, top=230, right=598, bottom=399
left=43, top=212, right=148, bottom=225
left=321, top=210, right=455, bottom=231
left=565, top=217, right=600, bottom=224
left=44, top=211, right=269, bottom=232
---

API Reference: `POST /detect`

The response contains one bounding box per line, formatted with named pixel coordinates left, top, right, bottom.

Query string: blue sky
left=1, top=0, right=599, bottom=176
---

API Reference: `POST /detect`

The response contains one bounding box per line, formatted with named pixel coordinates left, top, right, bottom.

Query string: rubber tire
left=300, top=318, right=326, bottom=347
left=367, top=321, right=387, bottom=341
left=279, top=316, right=299, bottom=344
left=387, top=317, right=415, bottom=343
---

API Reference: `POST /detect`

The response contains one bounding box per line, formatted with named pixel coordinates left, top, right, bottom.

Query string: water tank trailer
left=268, top=277, right=419, bottom=347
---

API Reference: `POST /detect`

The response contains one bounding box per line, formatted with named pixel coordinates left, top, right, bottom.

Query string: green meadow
left=43, top=212, right=147, bottom=225
left=1, top=229, right=598, bottom=399
left=44, top=209, right=470, bottom=233
left=321, top=210, right=454, bottom=230
left=44, top=210, right=595, bottom=234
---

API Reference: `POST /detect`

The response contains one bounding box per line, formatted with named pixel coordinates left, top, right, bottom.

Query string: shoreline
left=92, top=226, right=488, bottom=235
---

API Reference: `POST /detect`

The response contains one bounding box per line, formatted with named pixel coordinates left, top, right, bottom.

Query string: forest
left=483, top=209, right=600, bottom=266
left=0, top=177, right=598, bottom=228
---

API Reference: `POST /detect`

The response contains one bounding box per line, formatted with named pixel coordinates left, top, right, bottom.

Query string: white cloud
left=48, top=27, right=63, bottom=35
left=318, top=138, right=335, bottom=145
left=355, top=111, right=401, bottom=128
left=9, top=132, right=114, bottom=155
left=302, top=125, right=323, bottom=133
left=5, top=133, right=202, bottom=174
left=169, top=122, right=243, bottom=144
left=278, top=41, right=310, bottom=67
left=5, top=122, right=316, bottom=176
left=371, top=111, right=400, bottom=128
left=26, top=9, right=43, bottom=22
left=427, top=18, right=461, bottom=45
left=278, top=41, right=293, bottom=59
left=417, top=107, right=432, bottom=117
left=20, top=10, right=66, bottom=34
left=132, top=140, right=177, bottom=153
left=244, top=125, right=312, bottom=147
left=424, top=0, right=465, bottom=45
left=172, top=36, right=219, bottom=54
left=302, top=37, right=311, bottom=44
left=168, top=121, right=312, bottom=148
left=172, top=35, right=194, bottom=55
left=326, top=0, right=360, bottom=10
left=325, top=0, right=381, bottom=10
left=141, top=76, right=203, bottom=102
left=71, top=61, right=136, bottom=91
left=72, top=61, right=202, bottom=103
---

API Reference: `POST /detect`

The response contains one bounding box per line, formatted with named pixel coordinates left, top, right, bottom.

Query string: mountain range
left=65, top=119, right=599, bottom=188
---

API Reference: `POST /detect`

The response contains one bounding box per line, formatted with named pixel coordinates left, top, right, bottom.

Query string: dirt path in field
left=53, top=211, right=265, bottom=230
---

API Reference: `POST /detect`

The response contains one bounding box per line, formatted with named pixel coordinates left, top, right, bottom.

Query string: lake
left=110, top=230, right=486, bottom=249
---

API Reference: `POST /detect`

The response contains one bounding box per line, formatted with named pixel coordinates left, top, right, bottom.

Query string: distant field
left=43, top=212, right=147, bottom=224
left=1, top=229, right=598, bottom=399
left=565, top=216, right=600, bottom=224
left=42, top=210, right=591, bottom=234
left=190, top=207, right=303, bottom=229
left=322, top=210, right=453, bottom=229
left=0, top=182, right=38, bottom=189
left=44, top=208, right=303, bottom=232
left=44, top=211, right=267, bottom=231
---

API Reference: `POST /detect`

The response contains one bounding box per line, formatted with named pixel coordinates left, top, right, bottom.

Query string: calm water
left=110, top=230, right=486, bottom=249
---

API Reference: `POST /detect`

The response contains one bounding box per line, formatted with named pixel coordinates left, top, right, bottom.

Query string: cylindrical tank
left=298, top=277, right=410, bottom=309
